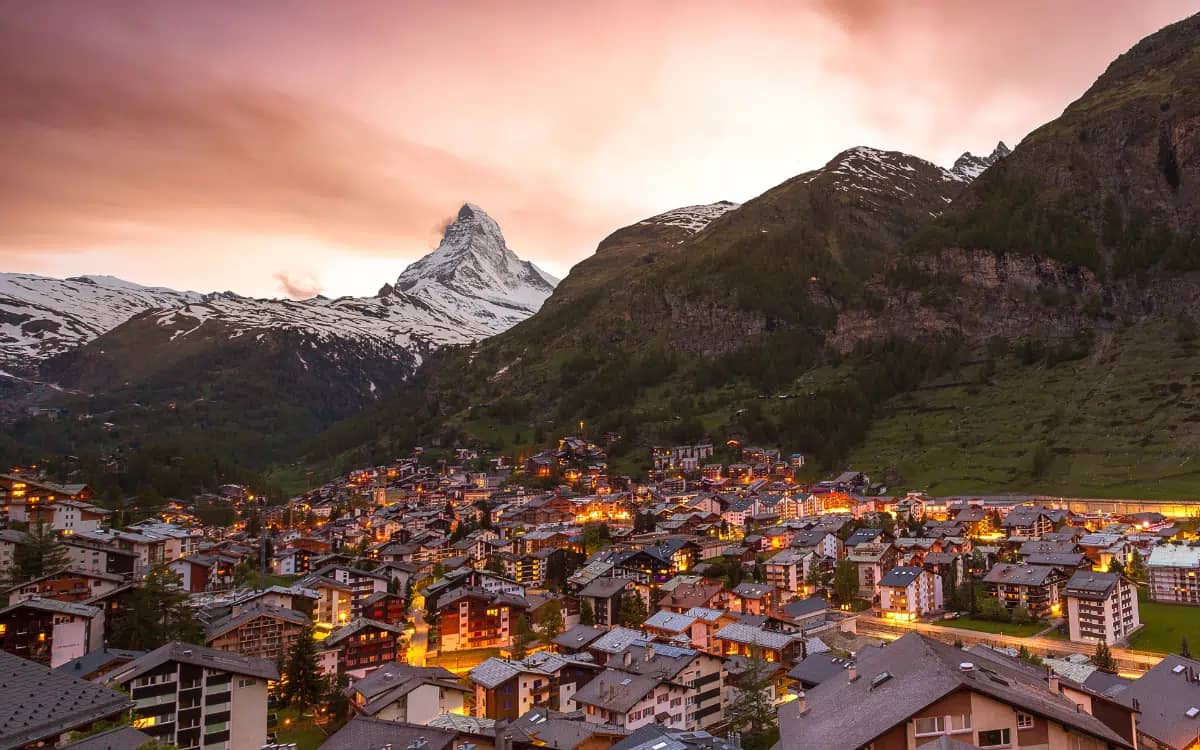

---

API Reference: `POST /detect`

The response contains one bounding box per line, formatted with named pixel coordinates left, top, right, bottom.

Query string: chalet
left=436, top=587, right=531, bottom=652
left=728, top=582, right=784, bottom=616
left=0, top=597, right=105, bottom=667
left=345, top=662, right=470, bottom=725
left=6, top=568, right=123, bottom=605
left=324, top=618, right=406, bottom=676
left=362, top=591, right=407, bottom=625
left=204, top=604, right=310, bottom=662
left=1002, top=506, right=1056, bottom=539
left=658, top=581, right=725, bottom=613
left=578, top=577, right=637, bottom=628
left=470, top=651, right=602, bottom=720
left=0, top=474, right=93, bottom=524
left=778, top=633, right=1135, bottom=749
left=983, top=563, right=1067, bottom=619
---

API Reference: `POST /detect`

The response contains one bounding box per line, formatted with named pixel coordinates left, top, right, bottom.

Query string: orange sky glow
left=1, top=0, right=1194, bottom=297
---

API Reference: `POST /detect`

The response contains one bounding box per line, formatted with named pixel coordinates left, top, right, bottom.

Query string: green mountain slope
left=308, top=13, right=1200, bottom=497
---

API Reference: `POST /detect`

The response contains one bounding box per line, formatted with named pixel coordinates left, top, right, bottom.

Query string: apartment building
left=1148, top=544, right=1200, bottom=604
left=103, top=642, right=278, bottom=750
left=0, top=597, right=105, bottom=667
left=764, top=548, right=814, bottom=594
left=1063, top=571, right=1140, bottom=645
left=323, top=618, right=406, bottom=677
left=345, top=662, right=470, bottom=725
left=877, top=566, right=944, bottom=621
left=204, top=605, right=311, bottom=662
left=469, top=651, right=602, bottom=720
left=982, top=563, right=1067, bottom=619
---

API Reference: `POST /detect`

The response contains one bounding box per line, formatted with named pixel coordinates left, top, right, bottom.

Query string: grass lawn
left=936, top=617, right=1046, bottom=638
left=274, top=707, right=336, bottom=750
left=1127, top=590, right=1197, bottom=654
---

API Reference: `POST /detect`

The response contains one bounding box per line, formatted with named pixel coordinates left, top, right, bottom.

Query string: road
left=407, top=597, right=429, bottom=667
left=856, top=615, right=1162, bottom=676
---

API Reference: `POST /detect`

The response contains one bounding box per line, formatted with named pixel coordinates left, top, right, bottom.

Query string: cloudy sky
left=1, top=1, right=1194, bottom=298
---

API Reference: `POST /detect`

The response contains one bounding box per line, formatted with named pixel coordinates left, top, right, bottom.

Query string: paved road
left=857, top=615, right=1161, bottom=676
left=407, top=599, right=429, bottom=667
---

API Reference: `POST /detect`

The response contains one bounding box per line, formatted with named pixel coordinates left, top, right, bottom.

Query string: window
left=950, top=715, right=972, bottom=732
left=1016, top=713, right=1034, bottom=730
left=914, top=717, right=945, bottom=736
left=978, top=728, right=1011, bottom=747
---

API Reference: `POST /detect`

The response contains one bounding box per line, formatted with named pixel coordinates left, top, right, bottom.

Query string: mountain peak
left=949, top=142, right=1011, bottom=182
left=392, top=204, right=556, bottom=316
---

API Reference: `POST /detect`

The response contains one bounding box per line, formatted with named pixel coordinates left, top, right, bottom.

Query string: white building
left=1148, top=543, right=1200, bottom=605
left=1063, top=570, right=1140, bottom=645
left=877, top=566, right=943, bottom=621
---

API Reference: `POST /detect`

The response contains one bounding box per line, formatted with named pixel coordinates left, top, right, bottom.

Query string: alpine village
left=5, top=10, right=1200, bottom=750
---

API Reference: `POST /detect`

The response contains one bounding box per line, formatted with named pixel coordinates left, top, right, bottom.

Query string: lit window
left=132, top=716, right=157, bottom=729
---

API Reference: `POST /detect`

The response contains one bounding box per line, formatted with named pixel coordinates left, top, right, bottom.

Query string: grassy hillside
left=850, top=317, right=1200, bottom=497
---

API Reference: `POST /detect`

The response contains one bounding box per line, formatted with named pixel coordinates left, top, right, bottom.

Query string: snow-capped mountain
left=3, top=205, right=556, bottom=377
left=390, top=203, right=558, bottom=329
left=949, top=141, right=1012, bottom=181
left=0, top=273, right=207, bottom=368
left=145, top=204, right=555, bottom=362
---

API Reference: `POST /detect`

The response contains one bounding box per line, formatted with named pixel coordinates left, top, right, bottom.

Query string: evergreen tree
left=7, top=523, right=69, bottom=586
left=1128, top=549, right=1149, bottom=582
left=833, top=560, right=859, bottom=605
left=281, top=627, right=324, bottom=707
left=1183, top=636, right=1192, bottom=659
left=536, top=603, right=565, bottom=645
left=725, top=650, right=779, bottom=750
left=1093, top=642, right=1117, bottom=673
left=485, top=556, right=507, bottom=576
left=616, top=591, right=647, bottom=627
left=579, top=598, right=596, bottom=626
left=510, top=615, right=535, bottom=660
left=110, top=568, right=203, bottom=650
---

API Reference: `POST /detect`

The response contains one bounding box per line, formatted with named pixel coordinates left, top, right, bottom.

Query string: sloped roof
left=318, top=716, right=456, bottom=750
left=104, top=641, right=278, bottom=684
left=777, top=633, right=1132, bottom=749
left=0, top=651, right=132, bottom=750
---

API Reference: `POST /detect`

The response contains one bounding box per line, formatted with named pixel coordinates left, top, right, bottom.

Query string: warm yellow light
left=132, top=717, right=157, bottom=729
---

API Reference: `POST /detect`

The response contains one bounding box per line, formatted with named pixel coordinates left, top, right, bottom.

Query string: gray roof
left=777, top=632, right=1132, bottom=749
left=204, top=604, right=310, bottom=640
left=714, top=622, right=794, bottom=650
left=571, top=668, right=660, bottom=714
left=786, top=654, right=851, bottom=688
left=62, top=726, right=153, bottom=750
left=552, top=624, right=605, bottom=650
left=877, top=566, right=924, bottom=588
left=55, top=647, right=145, bottom=679
left=1117, top=654, right=1200, bottom=749
left=982, top=563, right=1060, bottom=586
left=104, top=641, right=279, bottom=685
left=318, top=716, right=457, bottom=750
left=0, top=650, right=132, bottom=750
left=610, top=725, right=734, bottom=750
left=0, top=597, right=100, bottom=619
left=324, top=617, right=404, bottom=647
left=589, top=627, right=650, bottom=654
left=504, top=709, right=627, bottom=750
left=642, top=610, right=697, bottom=632
left=578, top=577, right=631, bottom=598
left=348, top=662, right=467, bottom=716
left=1063, top=570, right=1122, bottom=599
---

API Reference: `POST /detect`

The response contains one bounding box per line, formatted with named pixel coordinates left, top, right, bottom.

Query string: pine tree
left=833, top=560, right=859, bottom=605
left=1182, top=636, right=1192, bottom=658
left=579, top=598, right=596, bottom=626
left=1094, top=641, right=1117, bottom=673
left=510, top=614, right=535, bottom=660
left=110, top=568, right=203, bottom=650
left=536, top=603, right=564, bottom=644
left=725, top=650, right=779, bottom=750
left=281, top=627, right=324, bottom=707
left=616, top=591, right=647, bottom=627
left=7, top=523, right=69, bottom=586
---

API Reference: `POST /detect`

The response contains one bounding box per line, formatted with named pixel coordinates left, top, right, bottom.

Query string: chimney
left=624, top=651, right=633, bottom=667
left=646, top=645, right=655, bottom=662
left=847, top=663, right=858, bottom=683
left=1047, top=668, right=1060, bottom=693
left=796, top=690, right=808, bottom=715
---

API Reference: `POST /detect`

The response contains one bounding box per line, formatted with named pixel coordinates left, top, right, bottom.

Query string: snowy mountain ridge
left=0, top=204, right=557, bottom=373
